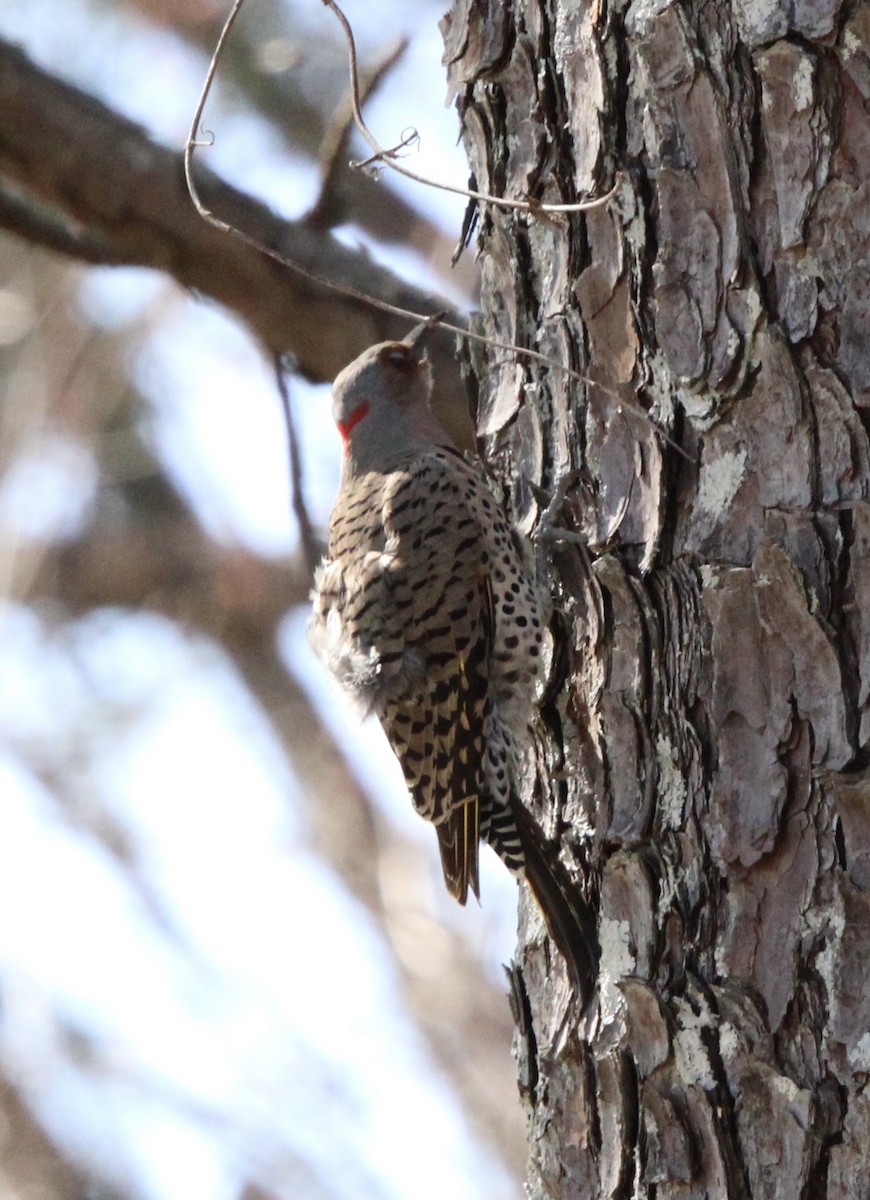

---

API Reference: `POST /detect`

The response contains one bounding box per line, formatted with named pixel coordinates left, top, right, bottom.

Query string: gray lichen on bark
left=441, top=1, right=870, bottom=1196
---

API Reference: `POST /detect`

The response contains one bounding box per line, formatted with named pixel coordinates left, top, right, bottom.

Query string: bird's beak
left=402, top=311, right=447, bottom=350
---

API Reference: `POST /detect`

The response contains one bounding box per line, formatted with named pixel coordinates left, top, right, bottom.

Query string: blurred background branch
left=0, top=37, right=475, bottom=442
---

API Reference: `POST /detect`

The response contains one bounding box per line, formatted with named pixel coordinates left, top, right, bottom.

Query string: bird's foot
left=532, top=472, right=590, bottom=555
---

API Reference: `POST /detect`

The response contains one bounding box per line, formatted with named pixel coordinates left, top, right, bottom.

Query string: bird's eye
left=381, top=344, right=413, bottom=370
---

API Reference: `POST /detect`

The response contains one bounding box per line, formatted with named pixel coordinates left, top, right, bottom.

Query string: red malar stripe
left=337, top=399, right=370, bottom=444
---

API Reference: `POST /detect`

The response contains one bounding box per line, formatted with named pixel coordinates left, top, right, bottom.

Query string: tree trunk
left=442, top=1, right=870, bottom=1196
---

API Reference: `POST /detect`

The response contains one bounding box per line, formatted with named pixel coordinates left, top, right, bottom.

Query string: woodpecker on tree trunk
left=309, top=333, right=597, bottom=1000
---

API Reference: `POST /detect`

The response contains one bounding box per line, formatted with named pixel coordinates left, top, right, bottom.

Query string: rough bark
left=442, top=0, right=870, bottom=1196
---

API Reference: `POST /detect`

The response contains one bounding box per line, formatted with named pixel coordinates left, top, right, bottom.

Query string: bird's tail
left=506, top=799, right=599, bottom=1007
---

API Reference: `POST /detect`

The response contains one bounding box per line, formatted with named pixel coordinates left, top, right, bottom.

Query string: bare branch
left=0, top=38, right=472, bottom=435
left=0, top=179, right=123, bottom=264
left=274, top=353, right=322, bottom=576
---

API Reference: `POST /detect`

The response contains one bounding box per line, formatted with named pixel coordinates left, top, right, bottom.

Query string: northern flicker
left=310, top=333, right=597, bottom=998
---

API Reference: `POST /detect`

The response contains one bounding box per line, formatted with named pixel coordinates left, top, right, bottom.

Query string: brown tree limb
left=0, top=40, right=474, bottom=443
left=0, top=180, right=125, bottom=264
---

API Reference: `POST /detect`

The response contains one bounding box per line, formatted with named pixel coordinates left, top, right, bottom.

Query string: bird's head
left=331, top=336, right=449, bottom=472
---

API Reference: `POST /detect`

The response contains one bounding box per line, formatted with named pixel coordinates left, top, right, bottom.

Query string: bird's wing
left=377, top=451, right=497, bottom=904
left=310, top=469, right=418, bottom=710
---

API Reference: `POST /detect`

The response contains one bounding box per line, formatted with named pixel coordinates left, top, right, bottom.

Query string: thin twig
left=322, top=0, right=621, bottom=217
left=184, top=0, right=249, bottom=234
left=274, top=354, right=322, bottom=575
